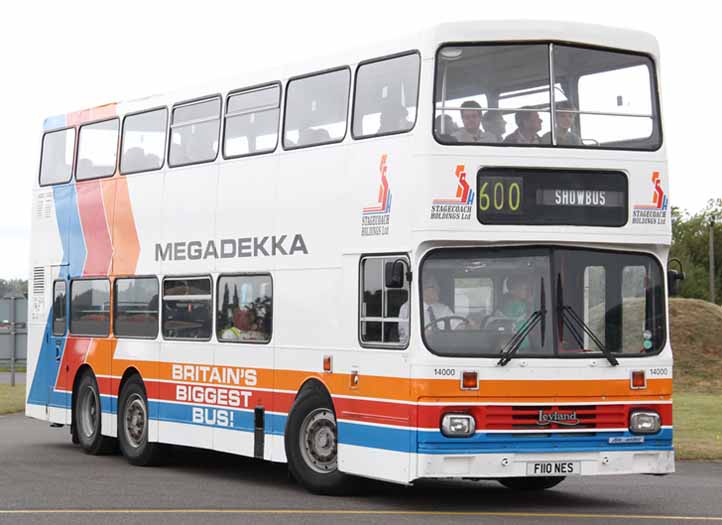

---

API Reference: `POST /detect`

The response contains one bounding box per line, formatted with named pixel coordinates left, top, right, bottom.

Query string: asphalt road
left=0, top=413, right=721, bottom=525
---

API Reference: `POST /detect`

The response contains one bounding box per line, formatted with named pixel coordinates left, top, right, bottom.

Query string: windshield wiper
left=556, top=274, right=619, bottom=366
left=497, top=277, right=546, bottom=366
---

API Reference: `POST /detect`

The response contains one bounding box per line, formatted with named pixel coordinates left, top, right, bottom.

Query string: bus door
left=48, top=269, right=69, bottom=421
left=339, top=255, right=413, bottom=483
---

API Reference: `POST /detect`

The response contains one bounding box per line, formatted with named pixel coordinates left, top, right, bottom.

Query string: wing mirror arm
left=667, top=258, right=685, bottom=297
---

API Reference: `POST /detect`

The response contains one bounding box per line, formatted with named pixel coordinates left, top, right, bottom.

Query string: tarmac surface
left=0, top=413, right=720, bottom=525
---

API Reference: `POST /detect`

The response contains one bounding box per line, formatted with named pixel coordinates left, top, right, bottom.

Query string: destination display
left=477, top=167, right=628, bottom=226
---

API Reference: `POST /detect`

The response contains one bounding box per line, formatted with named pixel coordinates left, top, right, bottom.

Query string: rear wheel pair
left=74, top=372, right=162, bottom=465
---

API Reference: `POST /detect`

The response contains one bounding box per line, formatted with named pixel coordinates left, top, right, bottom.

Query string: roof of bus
left=42, top=20, right=660, bottom=131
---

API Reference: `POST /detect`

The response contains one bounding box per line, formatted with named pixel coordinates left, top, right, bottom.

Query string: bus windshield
left=434, top=43, right=660, bottom=150
left=420, top=247, right=665, bottom=358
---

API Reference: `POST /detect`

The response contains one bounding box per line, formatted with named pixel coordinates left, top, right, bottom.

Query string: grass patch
left=674, top=393, right=722, bottom=460
left=0, top=384, right=25, bottom=415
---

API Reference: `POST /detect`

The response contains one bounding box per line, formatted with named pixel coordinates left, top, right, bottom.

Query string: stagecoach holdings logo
left=361, top=154, right=392, bottom=236
left=430, top=164, right=475, bottom=220
left=536, top=409, right=580, bottom=427
left=632, top=171, right=668, bottom=225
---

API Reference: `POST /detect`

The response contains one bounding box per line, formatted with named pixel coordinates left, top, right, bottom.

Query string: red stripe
left=76, top=180, right=113, bottom=276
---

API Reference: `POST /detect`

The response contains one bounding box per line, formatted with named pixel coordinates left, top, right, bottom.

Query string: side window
left=70, top=279, right=110, bottom=336
left=39, top=127, right=75, bottom=186
left=121, top=108, right=167, bottom=174
left=353, top=52, right=419, bottom=138
left=114, top=277, right=159, bottom=338
left=169, top=97, right=221, bottom=167
left=52, top=280, right=67, bottom=336
left=162, top=277, right=212, bottom=340
left=217, top=274, right=272, bottom=343
left=284, top=68, right=350, bottom=149
left=76, top=119, right=119, bottom=180
left=359, top=256, right=409, bottom=347
left=224, top=84, right=281, bottom=158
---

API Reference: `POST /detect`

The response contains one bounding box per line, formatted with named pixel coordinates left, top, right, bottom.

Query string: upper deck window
left=169, top=96, right=221, bottom=167
left=39, top=127, right=75, bottom=186
left=121, top=108, right=167, bottom=174
left=284, top=68, right=350, bottom=149
left=77, top=119, right=119, bottom=180
left=434, top=43, right=660, bottom=151
left=224, top=84, right=281, bottom=158
left=353, top=52, right=420, bottom=138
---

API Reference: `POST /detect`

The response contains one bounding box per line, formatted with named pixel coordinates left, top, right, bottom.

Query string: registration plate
left=526, top=461, right=581, bottom=476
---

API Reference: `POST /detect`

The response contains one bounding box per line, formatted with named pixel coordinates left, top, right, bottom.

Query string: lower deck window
left=216, top=274, right=272, bottom=343
left=70, top=279, right=110, bottom=336
left=162, top=277, right=212, bottom=340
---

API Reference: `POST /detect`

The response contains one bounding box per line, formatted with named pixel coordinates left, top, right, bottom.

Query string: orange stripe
left=98, top=359, right=671, bottom=403
left=111, top=177, right=140, bottom=276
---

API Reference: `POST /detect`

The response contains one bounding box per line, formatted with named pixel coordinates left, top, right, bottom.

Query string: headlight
left=441, top=413, right=476, bottom=438
left=629, top=410, right=661, bottom=434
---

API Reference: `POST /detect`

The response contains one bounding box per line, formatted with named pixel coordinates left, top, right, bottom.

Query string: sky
left=1, top=0, right=720, bottom=279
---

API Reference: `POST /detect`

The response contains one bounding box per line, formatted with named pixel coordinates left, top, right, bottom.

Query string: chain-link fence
left=0, top=297, right=27, bottom=386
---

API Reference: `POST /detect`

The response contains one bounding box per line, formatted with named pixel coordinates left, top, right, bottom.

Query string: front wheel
left=498, top=476, right=565, bottom=490
left=74, top=371, right=115, bottom=454
left=118, top=375, right=164, bottom=466
left=284, top=388, right=355, bottom=495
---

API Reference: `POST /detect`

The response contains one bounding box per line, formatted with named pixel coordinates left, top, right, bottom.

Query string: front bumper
left=416, top=449, right=675, bottom=479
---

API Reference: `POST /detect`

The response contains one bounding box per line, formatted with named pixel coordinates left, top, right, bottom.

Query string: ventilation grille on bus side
left=32, top=267, right=45, bottom=296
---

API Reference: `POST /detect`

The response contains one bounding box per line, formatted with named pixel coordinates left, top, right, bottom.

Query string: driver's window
left=359, top=255, right=409, bottom=348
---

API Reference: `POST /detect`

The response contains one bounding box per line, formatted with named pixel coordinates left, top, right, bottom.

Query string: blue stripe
left=338, top=421, right=415, bottom=453
left=338, top=422, right=672, bottom=455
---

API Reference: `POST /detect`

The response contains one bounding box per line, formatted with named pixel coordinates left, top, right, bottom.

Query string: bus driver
left=398, top=276, right=476, bottom=342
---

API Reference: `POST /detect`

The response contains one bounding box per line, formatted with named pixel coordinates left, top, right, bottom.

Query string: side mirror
left=385, top=260, right=407, bottom=289
left=667, top=258, right=685, bottom=297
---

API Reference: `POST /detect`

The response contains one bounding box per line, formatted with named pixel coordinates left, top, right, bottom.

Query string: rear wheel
left=285, top=387, right=355, bottom=495
left=74, top=371, right=115, bottom=454
left=118, top=375, right=164, bottom=466
left=498, top=476, right=565, bottom=490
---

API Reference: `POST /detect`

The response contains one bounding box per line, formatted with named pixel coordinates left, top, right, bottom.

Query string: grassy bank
left=674, top=393, right=722, bottom=460
left=0, top=384, right=25, bottom=415
left=669, top=299, right=722, bottom=460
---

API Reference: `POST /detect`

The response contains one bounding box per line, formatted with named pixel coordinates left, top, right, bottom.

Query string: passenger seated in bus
left=541, top=101, right=582, bottom=146
left=221, top=307, right=266, bottom=342
left=481, top=110, right=507, bottom=143
left=434, top=114, right=458, bottom=137
left=298, top=126, right=331, bottom=146
left=452, top=101, right=494, bottom=143
left=123, top=147, right=146, bottom=172
left=145, top=152, right=162, bottom=169
left=503, top=108, right=546, bottom=145
left=501, top=275, right=531, bottom=319
left=377, top=102, right=411, bottom=134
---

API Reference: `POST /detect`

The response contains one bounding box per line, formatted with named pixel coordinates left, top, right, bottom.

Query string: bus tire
left=118, top=375, right=164, bottom=466
left=74, top=371, right=115, bottom=455
left=284, top=388, right=355, bottom=495
left=498, top=476, right=565, bottom=490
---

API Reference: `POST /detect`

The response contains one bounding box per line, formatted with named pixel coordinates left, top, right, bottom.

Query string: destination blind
left=476, top=167, right=628, bottom=226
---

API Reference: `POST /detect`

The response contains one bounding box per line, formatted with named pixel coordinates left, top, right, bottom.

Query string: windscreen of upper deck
left=434, top=43, right=660, bottom=150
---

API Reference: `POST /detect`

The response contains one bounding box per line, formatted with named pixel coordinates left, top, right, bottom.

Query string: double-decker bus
left=27, top=20, right=676, bottom=494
